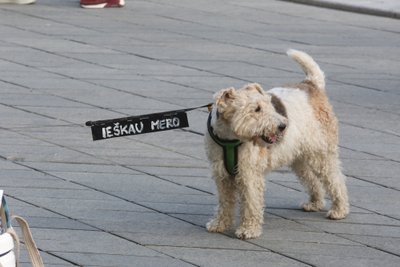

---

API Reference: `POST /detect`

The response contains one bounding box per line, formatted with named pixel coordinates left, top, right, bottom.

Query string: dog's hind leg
left=206, top=175, right=236, bottom=233
left=320, top=156, right=349, bottom=219
left=292, top=158, right=326, bottom=212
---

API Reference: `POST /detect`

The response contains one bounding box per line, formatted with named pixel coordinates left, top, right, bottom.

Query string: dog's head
left=212, top=83, right=288, bottom=145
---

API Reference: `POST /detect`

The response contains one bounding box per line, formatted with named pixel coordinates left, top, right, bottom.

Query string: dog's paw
left=235, top=226, right=262, bottom=240
left=206, top=219, right=231, bottom=233
left=327, top=207, right=349, bottom=220
left=302, top=201, right=324, bottom=212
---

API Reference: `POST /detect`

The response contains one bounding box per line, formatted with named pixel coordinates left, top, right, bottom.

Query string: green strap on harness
left=207, top=113, right=242, bottom=176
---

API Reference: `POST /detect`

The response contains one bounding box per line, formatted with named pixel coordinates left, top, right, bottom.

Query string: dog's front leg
left=206, top=174, right=236, bottom=233
left=235, top=172, right=265, bottom=239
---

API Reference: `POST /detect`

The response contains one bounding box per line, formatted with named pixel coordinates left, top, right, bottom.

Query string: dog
left=205, top=49, right=349, bottom=239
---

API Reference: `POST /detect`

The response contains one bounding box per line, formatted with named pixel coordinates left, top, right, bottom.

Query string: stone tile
left=147, top=246, right=309, bottom=267
left=52, top=252, right=193, bottom=267
left=136, top=202, right=215, bottom=216
left=300, top=220, right=400, bottom=238
left=132, top=165, right=210, bottom=178
left=340, top=124, right=400, bottom=161
left=272, top=208, right=400, bottom=226
left=15, top=216, right=95, bottom=231
left=33, top=229, right=160, bottom=257
left=118, top=226, right=266, bottom=251
left=340, top=234, right=400, bottom=256
left=285, top=253, right=400, bottom=267
left=18, top=247, right=75, bottom=267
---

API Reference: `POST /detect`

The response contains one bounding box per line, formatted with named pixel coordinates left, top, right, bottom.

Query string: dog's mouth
left=261, top=134, right=278, bottom=144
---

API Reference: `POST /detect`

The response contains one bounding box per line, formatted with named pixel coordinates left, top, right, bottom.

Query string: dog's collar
left=207, top=112, right=242, bottom=176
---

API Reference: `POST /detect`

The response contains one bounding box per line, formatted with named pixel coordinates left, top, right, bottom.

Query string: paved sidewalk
left=284, top=0, right=400, bottom=18
left=0, top=0, right=399, bottom=267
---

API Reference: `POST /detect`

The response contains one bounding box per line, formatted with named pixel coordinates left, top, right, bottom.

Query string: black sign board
left=86, top=110, right=189, bottom=141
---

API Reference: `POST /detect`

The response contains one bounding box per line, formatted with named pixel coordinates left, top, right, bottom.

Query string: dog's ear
left=245, top=83, right=264, bottom=95
left=213, top=88, right=236, bottom=117
left=214, top=87, right=236, bottom=107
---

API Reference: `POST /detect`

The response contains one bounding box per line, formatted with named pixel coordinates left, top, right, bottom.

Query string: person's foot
left=0, top=0, right=35, bottom=4
left=80, top=0, right=125, bottom=8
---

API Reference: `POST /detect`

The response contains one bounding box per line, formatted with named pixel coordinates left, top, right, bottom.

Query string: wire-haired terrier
left=205, top=49, right=349, bottom=239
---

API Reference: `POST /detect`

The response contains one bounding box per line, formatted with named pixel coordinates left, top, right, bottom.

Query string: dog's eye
left=255, top=106, right=261, bottom=112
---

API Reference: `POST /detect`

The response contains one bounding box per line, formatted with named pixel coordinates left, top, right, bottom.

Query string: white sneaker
left=0, top=0, right=36, bottom=4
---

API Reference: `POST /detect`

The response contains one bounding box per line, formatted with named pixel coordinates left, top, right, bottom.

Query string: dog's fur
left=205, top=49, right=349, bottom=239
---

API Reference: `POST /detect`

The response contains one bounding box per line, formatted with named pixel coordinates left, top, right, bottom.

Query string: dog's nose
left=278, top=123, right=287, bottom=132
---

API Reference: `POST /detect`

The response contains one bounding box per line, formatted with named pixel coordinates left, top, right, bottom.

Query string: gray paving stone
left=6, top=203, right=64, bottom=221
left=7, top=187, right=116, bottom=201
left=0, top=105, right=55, bottom=128
left=252, top=228, right=357, bottom=246
left=24, top=162, right=136, bottom=174
left=329, top=84, right=400, bottom=114
left=114, top=191, right=216, bottom=206
left=343, top=158, right=400, bottom=180
left=340, top=124, right=400, bottom=161
left=81, top=212, right=198, bottom=233
left=284, top=253, right=400, bottom=267
left=301, top=220, right=400, bottom=238
left=16, top=216, right=96, bottom=231
left=157, top=175, right=216, bottom=194
left=340, top=147, right=383, bottom=160
left=52, top=252, right=194, bottom=267
left=260, top=240, right=392, bottom=260
left=14, top=195, right=151, bottom=218
left=33, top=229, right=161, bottom=257
left=339, top=234, right=400, bottom=256
left=1, top=176, right=84, bottom=190
left=347, top=188, right=400, bottom=218
left=117, top=226, right=267, bottom=251
left=50, top=171, right=209, bottom=196
left=335, top=102, right=400, bottom=134
left=0, top=93, right=89, bottom=108
left=297, top=0, right=400, bottom=18
left=18, top=248, right=75, bottom=267
left=137, top=201, right=215, bottom=216
left=132, top=165, right=210, bottom=178
left=272, top=208, right=400, bottom=226
left=147, top=246, right=309, bottom=267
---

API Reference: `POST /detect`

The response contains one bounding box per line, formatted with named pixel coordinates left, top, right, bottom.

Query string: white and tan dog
left=205, top=49, right=349, bottom=239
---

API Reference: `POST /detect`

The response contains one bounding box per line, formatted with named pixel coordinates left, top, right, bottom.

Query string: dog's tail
left=287, top=49, right=325, bottom=90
